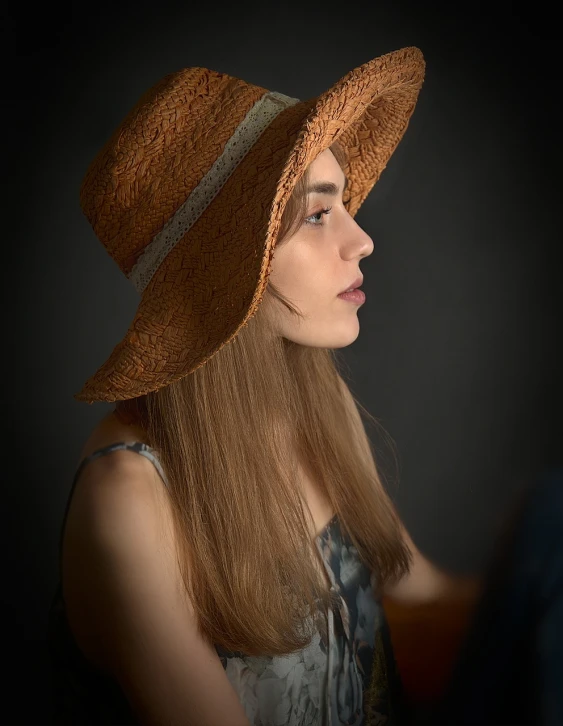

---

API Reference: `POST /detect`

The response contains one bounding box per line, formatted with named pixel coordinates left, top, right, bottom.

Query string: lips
left=339, top=275, right=363, bottom=294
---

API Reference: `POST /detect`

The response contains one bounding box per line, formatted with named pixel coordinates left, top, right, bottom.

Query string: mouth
left=338, top=275, right=363, bottom=295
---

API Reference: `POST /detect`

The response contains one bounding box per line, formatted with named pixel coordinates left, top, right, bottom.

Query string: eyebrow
left=306, top=175, right=349, bottom=197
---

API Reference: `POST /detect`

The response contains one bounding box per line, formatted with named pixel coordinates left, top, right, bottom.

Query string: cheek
left=271, top=246, right=332, bottom=299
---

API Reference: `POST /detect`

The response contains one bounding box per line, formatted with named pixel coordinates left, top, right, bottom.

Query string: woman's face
left=269, top=148, right=374, bottom=348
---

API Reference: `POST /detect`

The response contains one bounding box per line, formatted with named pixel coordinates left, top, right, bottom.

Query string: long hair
left=115, top=140, right=412, bottom=656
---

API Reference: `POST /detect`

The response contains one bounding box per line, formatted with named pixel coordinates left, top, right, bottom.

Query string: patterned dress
left=47, top=441, right=406, bottom=725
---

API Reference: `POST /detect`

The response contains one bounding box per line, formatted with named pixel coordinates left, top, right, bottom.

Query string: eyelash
left=304, top=200, right=351, bottom=227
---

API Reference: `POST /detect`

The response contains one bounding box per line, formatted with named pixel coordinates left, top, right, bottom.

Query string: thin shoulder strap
left=73, top=441, right=169, bottom=488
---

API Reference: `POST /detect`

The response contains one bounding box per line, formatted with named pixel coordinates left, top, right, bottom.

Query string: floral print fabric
left=214, top=510, right=402, bottom=725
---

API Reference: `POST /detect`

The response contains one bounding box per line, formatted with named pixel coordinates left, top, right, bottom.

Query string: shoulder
left=62, top=414, right=181, bottom=670
left=66, top=443, right=173, bottom=555
left=69, top=409, right=172, bottom=537
left=68, top=408, right=175, bottom=554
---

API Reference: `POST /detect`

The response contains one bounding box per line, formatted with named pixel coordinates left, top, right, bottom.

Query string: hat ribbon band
left=127, top=89, right=301, bottom=294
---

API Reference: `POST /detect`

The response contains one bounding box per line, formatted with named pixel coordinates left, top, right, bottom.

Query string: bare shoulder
left=67, top=409, right=174, bottom=557
left=62, top=411, right=179, bottom=669
left=65, top=432, right=174, bottom=557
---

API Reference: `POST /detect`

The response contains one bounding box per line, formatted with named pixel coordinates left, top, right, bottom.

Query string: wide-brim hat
left=74, top=46, right=425, bottom=404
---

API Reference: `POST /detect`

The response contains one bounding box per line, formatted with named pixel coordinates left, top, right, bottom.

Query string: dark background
left=5, top=1, right=562, bottom=723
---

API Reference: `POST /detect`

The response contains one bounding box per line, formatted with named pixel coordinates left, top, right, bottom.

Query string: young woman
left=47, top=47, right=485, bottom=726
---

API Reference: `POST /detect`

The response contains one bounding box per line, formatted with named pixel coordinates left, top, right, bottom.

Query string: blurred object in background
left=384, top=467, right=563, bottom=726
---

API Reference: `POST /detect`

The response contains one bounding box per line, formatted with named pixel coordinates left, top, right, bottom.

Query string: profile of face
left=269, top=148, right=374, bottom=348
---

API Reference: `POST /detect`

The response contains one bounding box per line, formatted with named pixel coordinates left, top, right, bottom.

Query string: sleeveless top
left=47, top=441, right=407, bottom=726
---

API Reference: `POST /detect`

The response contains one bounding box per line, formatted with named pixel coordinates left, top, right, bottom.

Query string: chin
left=280, top=315, right=361, bottom=348
left=331, top=333, right=361, bottom=349
left=291, top=331, right=361, bottom=349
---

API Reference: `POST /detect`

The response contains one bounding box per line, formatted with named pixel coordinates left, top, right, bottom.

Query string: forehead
left=308, top=147, right=341, bottom=174
left=306, top=149, right=348, bottom=194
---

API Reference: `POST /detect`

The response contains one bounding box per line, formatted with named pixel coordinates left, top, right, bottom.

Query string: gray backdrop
left=5, top=1, right=561, bottom=723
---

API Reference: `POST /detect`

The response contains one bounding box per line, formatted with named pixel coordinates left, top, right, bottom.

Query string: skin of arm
left=384, top=523, right=483, bottom=606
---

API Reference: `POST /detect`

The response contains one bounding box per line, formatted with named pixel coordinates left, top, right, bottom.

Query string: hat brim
left=74, top=46, right=425, bottom=403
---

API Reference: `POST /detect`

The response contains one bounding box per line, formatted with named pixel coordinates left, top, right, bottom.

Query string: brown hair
left=115, top=140, right=412, bottom=656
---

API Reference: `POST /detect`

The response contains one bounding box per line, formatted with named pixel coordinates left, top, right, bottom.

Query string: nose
left=349, top=216, right=374, bottom=258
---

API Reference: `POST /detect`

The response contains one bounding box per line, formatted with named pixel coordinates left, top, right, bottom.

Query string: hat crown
left=79, top=67, right=300, bottom=290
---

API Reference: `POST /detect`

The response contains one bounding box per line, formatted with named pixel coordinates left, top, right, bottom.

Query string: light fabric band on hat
left=128, top=90, right=301, bottom=294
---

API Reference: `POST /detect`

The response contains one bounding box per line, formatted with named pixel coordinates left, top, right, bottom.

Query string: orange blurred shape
left=382, top=595, right=475, bottom=706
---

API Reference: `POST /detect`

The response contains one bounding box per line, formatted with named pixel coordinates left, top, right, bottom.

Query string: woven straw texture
left=75, top=46, right=425, bottom=403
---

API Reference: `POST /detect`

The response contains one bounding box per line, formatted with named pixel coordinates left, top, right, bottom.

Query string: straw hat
left=74, top=46, right=425, bottom=404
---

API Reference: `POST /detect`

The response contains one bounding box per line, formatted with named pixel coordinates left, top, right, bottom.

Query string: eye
left=304, top=206, right=332, bottom=227
left=303, top=199, right=351, bottom=227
